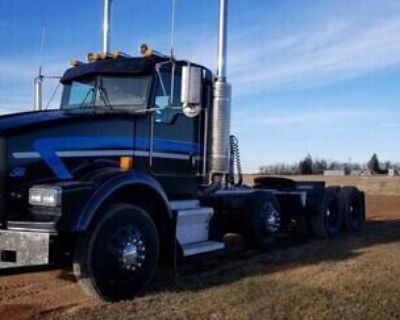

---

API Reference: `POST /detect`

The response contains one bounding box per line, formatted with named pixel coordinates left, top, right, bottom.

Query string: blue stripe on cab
left=33, top=136, right=200, bottom=180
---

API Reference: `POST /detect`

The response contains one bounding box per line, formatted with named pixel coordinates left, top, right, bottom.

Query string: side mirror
left=181, top=65, right=202, bottom=118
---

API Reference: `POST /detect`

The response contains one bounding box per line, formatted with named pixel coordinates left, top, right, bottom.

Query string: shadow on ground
left=43, top=219, right=400, bottom=295
left=142, top=219, right=400, bottom=295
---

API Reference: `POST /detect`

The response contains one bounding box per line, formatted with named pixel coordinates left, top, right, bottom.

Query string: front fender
left=73, top=170, right=172, bottom=232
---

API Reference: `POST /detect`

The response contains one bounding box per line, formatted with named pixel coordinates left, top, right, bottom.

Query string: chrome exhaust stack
left=33, top=75, right=43, bottom=111
left=103, top=0, right=113, bottom=53
left=210, top=0, right=231, bottom=175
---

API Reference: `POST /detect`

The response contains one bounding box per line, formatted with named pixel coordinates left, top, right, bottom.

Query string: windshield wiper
left=78, top=88, right=95, bottom=109
left=97, top=86, right=114, bottom=110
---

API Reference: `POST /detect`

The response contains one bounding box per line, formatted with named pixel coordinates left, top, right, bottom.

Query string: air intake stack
left=210, top=0, right=231, bottom=175
left=103, top=0, right=113, bottom=53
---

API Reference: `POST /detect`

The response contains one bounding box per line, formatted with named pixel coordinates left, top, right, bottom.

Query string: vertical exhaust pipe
left=210, top=0, right=231, bottom=175
left=33, top=74, right=43, bottom=111
left=103, top=0, right=112, bottom=53
left=217, top=0, right=228, bottom=80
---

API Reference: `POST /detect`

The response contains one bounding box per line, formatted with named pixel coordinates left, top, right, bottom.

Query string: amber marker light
left=120, top=157, right=134, bottom=170
left=70, top=59, right=84, bottom=67
left=113, top=51, right=122, bottom=59
left=87, top=52, right=100, bottom=62
left=140, top=44, right=153, bottom=57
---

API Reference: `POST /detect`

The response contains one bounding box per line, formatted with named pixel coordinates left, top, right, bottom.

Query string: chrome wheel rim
left=261, top=202, right=281, bottom=234
left=109, top=227, right=146, bottom=273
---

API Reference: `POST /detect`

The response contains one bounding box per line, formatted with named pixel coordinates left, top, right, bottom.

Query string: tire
left=244, top=192, right=282, bottom=251
left=310, top=187, right=342, bottom=239
left=73, top=203, right=159, bottom=302
left=339, top=187, right=365, bottom=233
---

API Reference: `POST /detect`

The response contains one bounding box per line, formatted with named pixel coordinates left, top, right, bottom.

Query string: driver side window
left=154, top=71, right=182, bottom=124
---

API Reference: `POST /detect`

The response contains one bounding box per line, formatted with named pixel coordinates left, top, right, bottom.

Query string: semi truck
left=0, top=0, right=365, bottom=301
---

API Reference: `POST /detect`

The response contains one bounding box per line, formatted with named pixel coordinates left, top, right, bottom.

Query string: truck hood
left=0, top=109, right=142, bottom=135
left=0, top=110, right=70, bottom=134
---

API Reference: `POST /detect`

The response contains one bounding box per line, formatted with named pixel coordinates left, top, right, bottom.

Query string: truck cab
left=59, top=55, right=213, bottom=196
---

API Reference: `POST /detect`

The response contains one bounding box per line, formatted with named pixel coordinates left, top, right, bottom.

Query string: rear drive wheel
left=339, top=187, right=365, bottom=233
left=310, top=187, right=342, bottom=239
left=73, top=203, right=159, bottom=302
left=244, top=192, right=282, bottom=251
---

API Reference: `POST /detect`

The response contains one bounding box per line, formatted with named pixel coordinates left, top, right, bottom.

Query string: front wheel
left=73, top=203, right=159, bottom=302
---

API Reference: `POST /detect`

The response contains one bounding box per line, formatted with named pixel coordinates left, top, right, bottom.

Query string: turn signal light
left=120, top=156, right=134, bottom=170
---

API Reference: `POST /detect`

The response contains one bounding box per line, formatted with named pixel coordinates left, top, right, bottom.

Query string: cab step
left=170, top=200, right=200, bottom=211
left=176, top=207, right=213, bottom=245
left=171, top=199, right=226, bottom=256
left=182, top=241, right=225, bottom=257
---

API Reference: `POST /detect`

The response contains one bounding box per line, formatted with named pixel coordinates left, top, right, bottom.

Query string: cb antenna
left=34, top=24, right=47, bottom=111
left=170, top=0, right=176, bottom=60
left=39, top=24, right=47, bottom=77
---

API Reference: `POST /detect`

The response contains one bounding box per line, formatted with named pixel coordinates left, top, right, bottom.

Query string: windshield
left=61, top=75, right=151, bottom=110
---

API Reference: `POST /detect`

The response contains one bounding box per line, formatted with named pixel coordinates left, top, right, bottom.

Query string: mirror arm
left=155, top=67, right=168, bottom=97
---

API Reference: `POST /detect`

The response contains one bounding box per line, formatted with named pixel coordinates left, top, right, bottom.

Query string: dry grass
left=61, top=219, right=400, bottom=320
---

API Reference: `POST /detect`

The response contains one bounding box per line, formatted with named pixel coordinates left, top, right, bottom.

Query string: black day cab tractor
left=0, top=0, right=365, bottom=301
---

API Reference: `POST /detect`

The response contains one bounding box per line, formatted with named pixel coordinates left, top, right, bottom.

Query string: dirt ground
left=0, top=178, right=399, bottom=320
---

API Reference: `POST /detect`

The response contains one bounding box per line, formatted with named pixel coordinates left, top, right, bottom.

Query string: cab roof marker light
left=140, top=44, right=153, bottom=57
left=87, top=52, right=100, bottom=62
left=113, top=51, right=131, bottom=59
left=70, top=59, right=84, bottom=67
left=139, top=43, right=170, bottom=59
left=100, top=52, right=113, bottom=60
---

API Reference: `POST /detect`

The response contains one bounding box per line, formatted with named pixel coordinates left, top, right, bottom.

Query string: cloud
left=0, top=104, right=29, bottom=115
left=232, top=108, right=374, bottom=129
left=379, top=122, right=400, bottom=129
left=171, top=1, right=400, bottom=96
left=229, top=19, right=400, bottom=95
left=0, top=58, right=66, bottom=81
left=0, top=57, right=65, bottom=113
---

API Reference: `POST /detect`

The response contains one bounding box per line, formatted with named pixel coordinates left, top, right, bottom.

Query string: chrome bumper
left=0, top=230, right=50, bottom=269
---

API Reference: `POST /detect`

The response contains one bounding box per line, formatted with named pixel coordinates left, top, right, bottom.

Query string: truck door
left=150, top=67, right=202, bottom=194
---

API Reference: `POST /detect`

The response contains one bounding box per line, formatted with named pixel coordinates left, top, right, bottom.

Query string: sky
left=0, top=0, right=400, bottom=172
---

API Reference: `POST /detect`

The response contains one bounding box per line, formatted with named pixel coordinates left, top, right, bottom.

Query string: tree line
left=259, top=153, right=399, bottom=175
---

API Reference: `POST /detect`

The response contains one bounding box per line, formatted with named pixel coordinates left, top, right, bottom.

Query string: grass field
left=0, top=176, right=399, bottom=320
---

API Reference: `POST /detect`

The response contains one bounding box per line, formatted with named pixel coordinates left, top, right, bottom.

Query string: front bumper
left=0, top=230, right=50, bottom=269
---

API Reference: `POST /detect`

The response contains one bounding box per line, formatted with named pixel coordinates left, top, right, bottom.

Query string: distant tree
left=328, top=161, right=340, bottom=170
left=383, top=161, right=392, bottom=170
left=312, top=158, right=328, bottom=174
left=299, top=154, right=313, bottom=175
left=368, top=153, right=381, bottom=174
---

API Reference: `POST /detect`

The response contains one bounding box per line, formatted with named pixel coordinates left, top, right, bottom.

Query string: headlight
left=29, top=187, right=61, bottom=207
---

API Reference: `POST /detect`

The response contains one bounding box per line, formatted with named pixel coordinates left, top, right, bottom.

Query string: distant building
left=361, top=170, right=372, bottom=176
left=388, top=169, right=398, bottom=177
left=324, top=170, right=346, bottom=176
left=351, top=170, right=362, bottom=176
